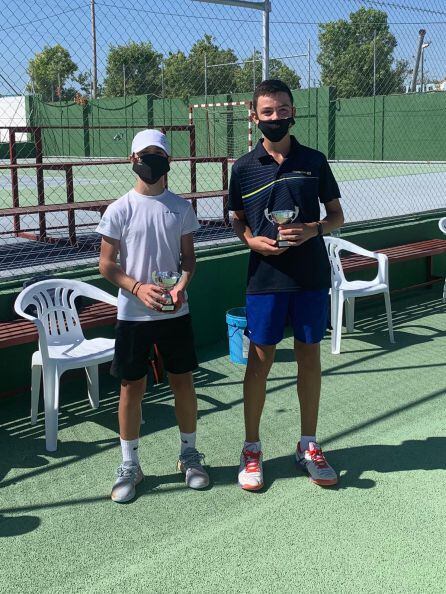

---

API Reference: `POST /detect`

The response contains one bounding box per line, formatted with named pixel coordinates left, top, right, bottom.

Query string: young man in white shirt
left=97, top=129, right=209, bottom=503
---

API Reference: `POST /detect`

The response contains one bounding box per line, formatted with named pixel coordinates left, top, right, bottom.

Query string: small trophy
left=151, top=271, right=182, bottom=312
left=264, top=206, right=299, bottom=247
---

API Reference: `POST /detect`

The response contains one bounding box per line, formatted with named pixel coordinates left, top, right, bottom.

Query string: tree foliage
left=318, top=8, right=408, bottom=98
left=27, top=45, right=78, bottom=101
left=103, top=42, right=163, bottom=97
left=164, top=35, right=239, bottom=99
left=235, top=51, right=301, bottom=94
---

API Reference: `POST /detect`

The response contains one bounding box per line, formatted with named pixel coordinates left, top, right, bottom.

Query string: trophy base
left=161, top=304, right=175, bottom=312
left=277, top=240, right=296, bottom=248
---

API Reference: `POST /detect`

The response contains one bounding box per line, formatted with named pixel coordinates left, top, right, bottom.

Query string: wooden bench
left=0, top=301, right=117, bottom=348
left=341, top=238, right=446, bottom=291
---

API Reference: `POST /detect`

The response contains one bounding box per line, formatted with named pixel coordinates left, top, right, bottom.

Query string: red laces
left=308, top=447, right=328, bottom=468
left=243, top=450, right=261, bottom=473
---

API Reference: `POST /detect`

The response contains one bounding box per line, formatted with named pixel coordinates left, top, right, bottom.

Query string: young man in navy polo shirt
left=228, top=80, right=344, bottom=490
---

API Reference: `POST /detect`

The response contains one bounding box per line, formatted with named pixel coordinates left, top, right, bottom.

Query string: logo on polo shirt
left=292, top=170, right=312, bottom=176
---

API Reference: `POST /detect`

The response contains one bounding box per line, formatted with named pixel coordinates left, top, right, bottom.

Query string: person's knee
left=295, top=341, right=320, bottom=368
left=168, top=371, right=194, bottom=393
left=246, top=351, right=274, bottom=379
left=120, top=377, right=145, bottom=402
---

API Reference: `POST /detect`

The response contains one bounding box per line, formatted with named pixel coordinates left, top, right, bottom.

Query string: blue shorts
left=245, top=289, right=329, bottom=346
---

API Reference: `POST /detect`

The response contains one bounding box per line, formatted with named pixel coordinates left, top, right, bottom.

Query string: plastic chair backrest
left=324, top=236, right=380, bottom=287
left=14, top=280, right=86, bottom=349
left=439, top=217, right=446, bottom=235
left=324, top=236, right=349, bottom=286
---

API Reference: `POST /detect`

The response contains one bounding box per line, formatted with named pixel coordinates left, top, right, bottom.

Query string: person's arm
left=278, top=155, right=344, bottom=245
left=169, top=232, right=196, bottom=311
left=98, top=235, right=165, bottom=311
left=232, top=210, right=287, bottom=256
left=319, top=198, right=344, bottom=234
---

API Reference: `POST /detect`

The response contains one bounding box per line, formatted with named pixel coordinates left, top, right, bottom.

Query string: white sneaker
left=111, top=461, right=144, bottom=503
left=238, top=447, right=264, bottom=491
left=295, top=442, right=338, bottom=486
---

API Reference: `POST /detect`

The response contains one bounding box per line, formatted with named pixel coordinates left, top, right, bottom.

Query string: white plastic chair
left=324, top=237, right=395, bottom=354
left=14, top=279, right=117, bottom=451
left=439, top=217, right=446, bottom=302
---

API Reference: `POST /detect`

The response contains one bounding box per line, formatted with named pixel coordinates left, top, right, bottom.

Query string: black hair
left=253, top=79, right=294, bottom=112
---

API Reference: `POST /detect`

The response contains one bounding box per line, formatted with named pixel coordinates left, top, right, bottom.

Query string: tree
left=163, top=51, right=194, bottom=100
left=27, top=45, right=78, bottom=101
left=61, top=71, right=94, bottom=101
left=270, top=59, right=301, bottom=90
left=235, top=50, right=301, bottom=94
left=318, top=8, right=409, bottom=98
left=103, top=42, right=163, bottom=97
left=163, top=35, right=239, bottom=99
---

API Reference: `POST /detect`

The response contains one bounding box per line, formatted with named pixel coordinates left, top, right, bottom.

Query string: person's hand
left=169, top=286, right=186, bottom=312
left=135, top=283, right=168, bottom=311
left=277, top=223, right=317, bottom=247
left=247, top=236, right=288, bottom=256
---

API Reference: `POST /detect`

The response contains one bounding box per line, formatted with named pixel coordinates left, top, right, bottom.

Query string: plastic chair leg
left=86, top=365, right=99, bottom=409
left=384, top=291, right=395, bottom=344
left=43, top=365, right=60, bottom=452
left=332, top=291, right=344, bottom=355
left=30, top=363, right=42, bottom=425
left=345, top=297, right=355, bottom=333
left=443, top=278, right=446, bottom=303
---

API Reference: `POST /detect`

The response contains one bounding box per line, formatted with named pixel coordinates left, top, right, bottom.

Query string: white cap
left=131, top=129, right=170, bottom=156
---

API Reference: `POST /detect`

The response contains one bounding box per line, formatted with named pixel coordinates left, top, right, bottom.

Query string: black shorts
left=111, top=314, right=198, bottom=381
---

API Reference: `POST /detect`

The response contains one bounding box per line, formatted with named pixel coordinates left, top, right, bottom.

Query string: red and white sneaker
left=295, top=442, right=338, bottom=486
left=238, top=448, right=264, bottom=491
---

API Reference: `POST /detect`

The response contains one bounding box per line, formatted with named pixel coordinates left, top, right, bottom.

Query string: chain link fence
left=1, top=0, right=446, bottom=279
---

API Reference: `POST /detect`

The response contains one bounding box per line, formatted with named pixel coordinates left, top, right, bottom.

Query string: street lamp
left=420, top=42, right=430, bottom=92
left=91, top=0, right=98, bottom=99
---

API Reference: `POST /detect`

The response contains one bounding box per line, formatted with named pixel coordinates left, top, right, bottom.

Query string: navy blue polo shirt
left=228, top=136, right=341, bottom=294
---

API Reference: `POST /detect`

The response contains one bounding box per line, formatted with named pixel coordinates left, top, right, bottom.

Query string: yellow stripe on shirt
left=241, top=176, right=308, bottom=200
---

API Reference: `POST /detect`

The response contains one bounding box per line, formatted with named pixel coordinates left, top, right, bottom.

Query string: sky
left=0, top=0, right=446, bottom=95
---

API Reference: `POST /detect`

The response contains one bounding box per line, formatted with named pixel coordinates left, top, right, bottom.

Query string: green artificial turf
left=1, top=288, right=445, bottom=593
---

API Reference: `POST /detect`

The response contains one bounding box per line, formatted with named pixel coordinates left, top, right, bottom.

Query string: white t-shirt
left=96, top=189, right=200, bottom=321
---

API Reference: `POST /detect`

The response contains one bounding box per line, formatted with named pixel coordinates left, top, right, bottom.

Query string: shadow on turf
left=328, top=437, right=446, bottom=489
left=0, top=514, right=41, bottom=537
left=204, top=436, right=446, bottom=493
left=140, top=435, right=446, bottom=494
left=0, top=365, right=242, bottom=492
left=1, top=437, right=445, bottom=534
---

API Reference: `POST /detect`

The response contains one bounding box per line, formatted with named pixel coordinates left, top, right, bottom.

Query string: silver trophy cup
left=151, top=271, right=182, bottom=312
left=264, top=206, right=299, bottom=247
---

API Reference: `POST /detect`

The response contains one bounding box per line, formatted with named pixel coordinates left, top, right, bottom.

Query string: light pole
left=420, top=42, right=430, bottom=92
left=192, top=0, right=271, bottom=80
left=90, top=0, right=98, bottom=99
left=373, top=30, right=376, bottom=96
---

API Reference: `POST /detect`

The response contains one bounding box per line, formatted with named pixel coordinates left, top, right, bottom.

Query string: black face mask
left=133, top=154, right=170, bottom=184
left=258, top=117, right=295, bottom=142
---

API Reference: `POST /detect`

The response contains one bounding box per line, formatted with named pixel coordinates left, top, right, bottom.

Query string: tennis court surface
left=1, top=288, right=445, bottom=593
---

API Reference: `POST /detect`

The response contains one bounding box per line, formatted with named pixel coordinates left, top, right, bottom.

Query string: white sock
left=180, top=431, right=196, bottom=454
left=120, top=438, right=140, bottom=465
left=300, top=436, right=316, bottom=452
left=244, top=440, right=262, bottom=453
